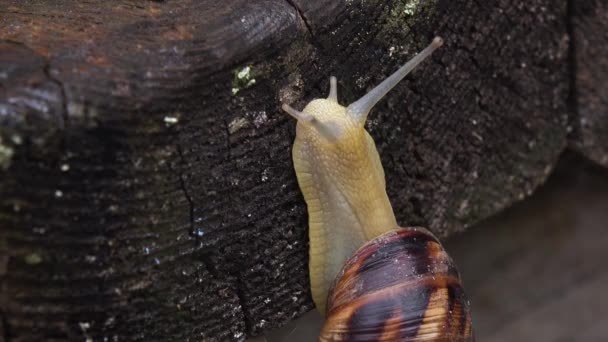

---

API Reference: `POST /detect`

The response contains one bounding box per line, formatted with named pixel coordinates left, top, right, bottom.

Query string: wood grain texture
left=0, top=0, right=601, bottom=340
left=569, top=0, right=608, bottom=166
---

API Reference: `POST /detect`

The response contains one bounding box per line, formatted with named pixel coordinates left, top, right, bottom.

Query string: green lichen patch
left=231, top=65, right=257, bottom=95
left=0, top=136, right=15, bottom=171
left=395, top=0, right=437, bottom=20
left=403, top=0, right=421, bottom=16
left=25, top=252, right=43, bottom=265
left=383, top=0, right=438, bottom=46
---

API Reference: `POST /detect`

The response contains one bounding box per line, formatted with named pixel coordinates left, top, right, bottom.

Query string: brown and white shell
left=319, top=228, right=474, bottom=342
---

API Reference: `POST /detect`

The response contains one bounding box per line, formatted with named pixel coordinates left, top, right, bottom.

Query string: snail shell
left=320, top=228, right=473, bottom=342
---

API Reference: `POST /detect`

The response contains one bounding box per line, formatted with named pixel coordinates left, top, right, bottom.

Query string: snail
left=281, top=37, right=473, bottom=341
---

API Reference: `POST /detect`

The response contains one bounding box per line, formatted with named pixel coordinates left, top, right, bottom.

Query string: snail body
left=282, top=37, right=473, bottom=341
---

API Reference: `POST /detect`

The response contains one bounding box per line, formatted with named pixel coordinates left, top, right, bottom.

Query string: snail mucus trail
left=282, top=37, right=474, bottom=341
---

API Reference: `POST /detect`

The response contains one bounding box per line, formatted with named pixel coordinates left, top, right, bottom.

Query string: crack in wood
left=42, top=62, right=68, bottom=130
left=284, top=0, right=314, bottom=38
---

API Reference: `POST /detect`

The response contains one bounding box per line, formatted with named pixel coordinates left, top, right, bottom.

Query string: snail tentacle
left=347, top=37, right=443, bottom=125
left=328, top=76, right=338, bottom=102
left=281, top=103, right=341, bottom=142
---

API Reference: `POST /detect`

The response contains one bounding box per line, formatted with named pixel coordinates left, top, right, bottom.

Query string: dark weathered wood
left=0, top=0, right=601, bottom=340
left=1, top=1, right=307, bottom=341
left=569, top=0, right=608, bottom=166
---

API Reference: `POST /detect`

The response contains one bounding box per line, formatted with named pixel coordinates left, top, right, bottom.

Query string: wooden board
left=0, top=0, right=605, bottom=340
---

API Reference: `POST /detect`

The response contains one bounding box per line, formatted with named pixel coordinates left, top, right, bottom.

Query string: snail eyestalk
left=327, top=76, right=338, bottom=102
left=347, top=36, right=444, bottom=124
left=319, top=228, right=474, bottom=341
left=281, top=103, right=340, bottom=142
left=282, top=103, right=313, bottom=122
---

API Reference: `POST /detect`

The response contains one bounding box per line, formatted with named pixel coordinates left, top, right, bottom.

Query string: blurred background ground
left=249, top=151, right=608, bottom=341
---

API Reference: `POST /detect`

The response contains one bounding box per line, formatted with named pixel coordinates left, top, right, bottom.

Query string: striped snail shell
left=319, top=228, right=473, bottom=342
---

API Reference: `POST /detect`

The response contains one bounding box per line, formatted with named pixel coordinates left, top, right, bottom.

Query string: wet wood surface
left=0, top=0, right=606, bottom=340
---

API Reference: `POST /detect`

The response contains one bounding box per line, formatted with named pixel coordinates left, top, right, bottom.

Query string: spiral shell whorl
left=320, top=228, right=473, bottom=341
